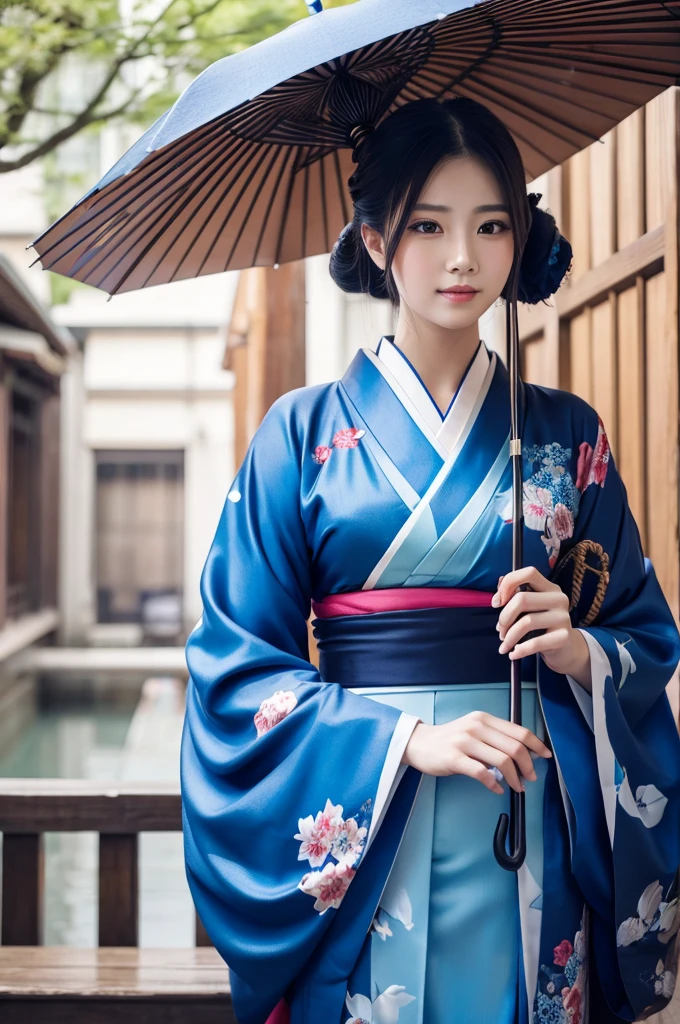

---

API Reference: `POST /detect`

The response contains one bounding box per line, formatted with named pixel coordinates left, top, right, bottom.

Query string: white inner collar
left=372, top=337, right=491, bottom=454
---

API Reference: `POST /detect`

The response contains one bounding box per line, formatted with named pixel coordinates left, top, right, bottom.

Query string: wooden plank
left=589, top=129, right=616, bottom=266
left=98, top=835, right=139, bottom=947
left=645, top=88, right=677, bottom=233
left=566, top=147, right=591, bottom=282
left=0, top=382, right=8, bottom=630
left=616, top=282, right=646, bottom=546
left=0, top=947, right=230, bottom=995
left=616, top=108, right=645, bottom=249
left=645, top=271, right=679, bottom=622
left=557, top=227, right=664, bottom=320
left=569, top=309, right=592, bottom=405
left=590, top=295, right=618, bottom=456
left=0, top=782, right=181, bottom=833
left=0, top=1002, right=235, bottom=1024
left=0, top=835, right=42, bottom=945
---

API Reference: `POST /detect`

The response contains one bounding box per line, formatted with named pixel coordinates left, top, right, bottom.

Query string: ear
left=360, top=223, right=386, bottom=271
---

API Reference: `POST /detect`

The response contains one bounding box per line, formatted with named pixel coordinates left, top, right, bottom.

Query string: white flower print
left=253, top=689, right=297, bottom=737
left=639, top=880, right=665, bottom=924
left=345, top=985, right=416, bottom=1024
left=653, top=898, right=680, bottom=944
left=330, top=816, right=368, bottom=867
left=294, top=798, right=344, bottom=868
left=371, top=909, right=394, bottom=941
left=299, top=861, right=355, bottom=913
left=653, top=959, right=677, bottom=1000
left=618, top=773, right=668, bottom=828
left=617, top=879, right=666, bottom=947
left=523, top=482, right=553, bottom=532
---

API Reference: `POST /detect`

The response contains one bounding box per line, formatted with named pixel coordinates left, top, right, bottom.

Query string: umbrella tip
left=274, top=263, right=280, bottom=270
left=305, top=0, right=323, bottom=13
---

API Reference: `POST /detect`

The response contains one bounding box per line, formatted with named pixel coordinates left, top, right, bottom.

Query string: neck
left=391, top=311, right=481, bottom=416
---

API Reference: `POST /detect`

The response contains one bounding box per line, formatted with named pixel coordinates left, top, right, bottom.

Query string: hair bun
left=517, top=196, right=572, bottom=305
left=328, top=222, right=390, bottom=300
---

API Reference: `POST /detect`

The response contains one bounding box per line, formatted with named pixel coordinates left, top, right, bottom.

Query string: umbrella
left=30, top=0, right=680, bottom=870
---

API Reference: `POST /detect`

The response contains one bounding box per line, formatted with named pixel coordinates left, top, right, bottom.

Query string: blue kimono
left=181, top=337, right=680, bottom=1024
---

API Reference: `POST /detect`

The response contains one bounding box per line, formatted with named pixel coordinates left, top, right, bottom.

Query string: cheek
left=392, top=239, right=437, bottom=294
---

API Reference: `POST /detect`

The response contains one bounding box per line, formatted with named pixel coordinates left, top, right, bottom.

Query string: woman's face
left=362, top=155, right=515, bottom=329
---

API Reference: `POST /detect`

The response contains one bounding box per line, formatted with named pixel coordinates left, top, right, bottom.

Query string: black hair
left=328, top=97, right=571, bottom=307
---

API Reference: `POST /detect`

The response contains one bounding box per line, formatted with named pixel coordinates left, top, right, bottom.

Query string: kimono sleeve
left=539, top=408, right=680, bottom=1020
left=180, top=394, right=420, bottom=1024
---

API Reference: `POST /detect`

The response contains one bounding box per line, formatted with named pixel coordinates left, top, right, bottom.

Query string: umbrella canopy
left=31, top=0, right=680, bottom=297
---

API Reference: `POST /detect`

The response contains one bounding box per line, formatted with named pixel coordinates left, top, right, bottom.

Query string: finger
left=479, top=727, right=538, bottom=781
left=485, top=716, right=553, bottom=758
left=455, top=753, right=505, bottom=794
left=509, top=628, right=571, bottom=662
left=492, top=566, right=558, bottom=607
left=497, top=589, right=567, bottom=633
left=462, top=738, right=525, bottom=793
left=499, top=609, right=564, bottom=653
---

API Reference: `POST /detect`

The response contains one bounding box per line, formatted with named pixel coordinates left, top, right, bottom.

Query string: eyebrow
left=412, top=203, right=509, bottom=214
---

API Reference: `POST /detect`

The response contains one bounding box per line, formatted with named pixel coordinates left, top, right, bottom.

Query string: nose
left=445, top=232, right=478, bottom=275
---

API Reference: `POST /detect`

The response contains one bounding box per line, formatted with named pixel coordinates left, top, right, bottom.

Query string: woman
left=180, top=98, right=680, bottom=1024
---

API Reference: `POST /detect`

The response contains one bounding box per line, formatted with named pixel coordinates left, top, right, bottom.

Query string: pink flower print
left=299, top=861, right=356, bottom=913
left=312, top=445, right=332, bottom=465
left=541, top=516, right=561, bottom=569
left=552, top=502, right=574, bottom=542
left=523, top=482, right=553, bottom=531
left=561, top=983, right=582, bottom=1023
left=294, top=798, right=344, bottom=868
left=330, top=817, right=368, bottom=867
left=253, top=690, right=297, bottom=738
left=575, top=442, right=593, bottom=492
left=553, top=938, right=573, bottom=966
left=589, top=417, right=610, bottom=487
left=576, top=418, right=610, bottom=491
left=332, top=427, right=365, bottom=449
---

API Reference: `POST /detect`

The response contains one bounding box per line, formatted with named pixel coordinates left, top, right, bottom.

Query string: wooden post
left=98, top=834, right=139, bottom=947
left=1, top=834, right=43, bottom=945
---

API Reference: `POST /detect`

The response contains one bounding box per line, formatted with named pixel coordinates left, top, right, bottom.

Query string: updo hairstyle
left=329, top=97, right=571, bottom=308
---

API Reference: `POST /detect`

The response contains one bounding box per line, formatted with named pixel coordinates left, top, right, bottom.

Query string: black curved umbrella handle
left=494, top=789, right=527, bottom=871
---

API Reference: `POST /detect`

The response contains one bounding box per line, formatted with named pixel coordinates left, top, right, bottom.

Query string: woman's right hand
left=401, top=711, right=553, bottom=794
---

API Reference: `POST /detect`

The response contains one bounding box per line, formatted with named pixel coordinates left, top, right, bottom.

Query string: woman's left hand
left=492, top=566, right=592, bottom=689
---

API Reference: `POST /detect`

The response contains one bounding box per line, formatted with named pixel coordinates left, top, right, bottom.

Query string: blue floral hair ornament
left=517, top=192, right=573, bottom=305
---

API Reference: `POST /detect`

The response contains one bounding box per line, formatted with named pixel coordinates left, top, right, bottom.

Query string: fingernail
left=491, top=592, right=500, bottom=607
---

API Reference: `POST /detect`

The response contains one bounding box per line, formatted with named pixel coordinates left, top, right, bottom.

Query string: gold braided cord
left=553, top=539, right=610, bottom=626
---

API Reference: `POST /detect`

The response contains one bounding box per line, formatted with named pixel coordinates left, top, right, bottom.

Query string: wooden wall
left=224, top=261, right=306, bottom=468
left=519, top=88, right=680, bottom=623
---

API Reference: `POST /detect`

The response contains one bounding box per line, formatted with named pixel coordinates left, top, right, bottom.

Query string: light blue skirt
left=355, top=682, right=549, bottom=1024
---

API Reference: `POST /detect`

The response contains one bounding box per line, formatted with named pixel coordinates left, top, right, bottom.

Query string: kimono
left=181, top=336, right=680, bottom=1024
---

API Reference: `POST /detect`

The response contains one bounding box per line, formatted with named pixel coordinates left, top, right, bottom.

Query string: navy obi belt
left=311, top=587, right=535, bottom=687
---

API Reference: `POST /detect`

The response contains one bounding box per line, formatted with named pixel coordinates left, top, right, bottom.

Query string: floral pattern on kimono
left=536, top=910, right=588, bottom=1024
left=295, top=797, right=373, bottom=913
left=616, top=878, right=680, bottom=1002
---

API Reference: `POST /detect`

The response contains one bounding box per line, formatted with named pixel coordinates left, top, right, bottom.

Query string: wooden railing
left=0, top=780, right=210, bottom=947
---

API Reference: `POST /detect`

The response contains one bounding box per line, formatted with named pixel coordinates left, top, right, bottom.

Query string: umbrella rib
left=35, top=118, right=242, bottom=268
left=220, top=143, right=284, bottom=275
left=274, top=149, right=304, bottom=268
left=319, top=152, right=329, bottom=255
left=103, top=139, right=263, bottom=293
left=183, top=141, right=271, bottom=281
left=251, top=146, right=295, bottom=268
left=332, top=148, right=350, bottom=226
left=415, top=65, right=601, bottom=148
left=498, top=42, right=678, bottom=81
left=426, top=56, right=626, bottom=131
left=301, top=159, right=310, bottom=259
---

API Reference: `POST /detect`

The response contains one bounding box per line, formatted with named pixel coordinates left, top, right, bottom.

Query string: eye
left=409, top=220, right=441, bottom=235
left=478, top=220, right=510, bottom=235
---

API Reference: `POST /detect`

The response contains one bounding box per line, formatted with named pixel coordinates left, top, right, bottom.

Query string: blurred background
left=0, top=2, right=678, bottom=1015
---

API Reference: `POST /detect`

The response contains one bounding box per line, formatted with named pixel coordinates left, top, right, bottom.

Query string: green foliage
left=0, top=0, right=356, bottom=172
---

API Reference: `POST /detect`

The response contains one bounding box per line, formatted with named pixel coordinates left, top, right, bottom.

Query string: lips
left=438, top=286, right=478, bottom=294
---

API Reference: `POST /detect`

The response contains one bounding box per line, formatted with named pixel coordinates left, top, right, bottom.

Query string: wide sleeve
left=539, top=409, right=680, bottom=1021
left=180, top=395, right=420, bottom=1024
